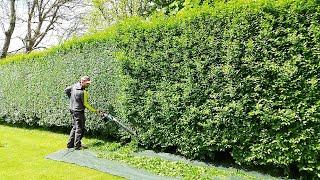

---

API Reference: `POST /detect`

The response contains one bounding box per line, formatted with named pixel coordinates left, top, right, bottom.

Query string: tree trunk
left=1, top=0, right=16, bottom=59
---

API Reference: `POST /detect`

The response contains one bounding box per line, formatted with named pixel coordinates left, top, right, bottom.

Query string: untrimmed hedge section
left=0, top=0, right=319, bottom=178
left=115, top=0, right=320, bottom=178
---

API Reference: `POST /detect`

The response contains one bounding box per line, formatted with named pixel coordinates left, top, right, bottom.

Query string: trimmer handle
left=101, top=113, right=136, bottom=135
left=102, top=113, right=113, bottom=122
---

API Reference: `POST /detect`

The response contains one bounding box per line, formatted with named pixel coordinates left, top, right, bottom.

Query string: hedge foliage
left=0, top=42, right=127, bottom=137
left=115, top=0, right=320, bottom=178
left=0, top=0, right=319, bottom=178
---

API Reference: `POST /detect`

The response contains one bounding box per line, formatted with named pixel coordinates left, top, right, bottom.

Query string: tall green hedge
left=0, top=0, right=319, bottom=178
left=0, top=42, right=127, bottom=137
left=115, top=0, right=320, bottom=178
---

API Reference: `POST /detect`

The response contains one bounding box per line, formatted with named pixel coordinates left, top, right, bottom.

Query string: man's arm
left=83, top=90, right=97, bottom=113
left=65, top=86, right=72, bottom=98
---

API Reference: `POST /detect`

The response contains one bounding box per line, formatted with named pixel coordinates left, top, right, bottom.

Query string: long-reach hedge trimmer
left=101, top=113, right=136, bottom=136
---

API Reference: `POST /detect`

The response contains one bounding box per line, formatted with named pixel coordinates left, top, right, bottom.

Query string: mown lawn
left=0, top=124, right=278, bottom=180
left=0, top=124, right=122, bottom=180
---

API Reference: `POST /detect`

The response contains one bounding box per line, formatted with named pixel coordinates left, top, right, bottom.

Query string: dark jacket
left=65, top=82, right=85, bottom=112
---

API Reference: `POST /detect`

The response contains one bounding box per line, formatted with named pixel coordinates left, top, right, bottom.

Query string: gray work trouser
left=67, top=110, right=86, bottom=149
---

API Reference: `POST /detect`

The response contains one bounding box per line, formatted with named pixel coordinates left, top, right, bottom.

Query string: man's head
left=80, top=76, right=91, bottom=88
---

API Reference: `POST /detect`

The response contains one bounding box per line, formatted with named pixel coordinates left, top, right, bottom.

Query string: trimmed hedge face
left=115, top=0, right=320, bottom=177
left=0, top=43, right=126, bottom=136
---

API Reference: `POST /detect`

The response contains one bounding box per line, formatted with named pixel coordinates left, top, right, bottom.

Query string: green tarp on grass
left=46, top=149, right=178, bottom=180
left=134, top=150, right=278, bottom=180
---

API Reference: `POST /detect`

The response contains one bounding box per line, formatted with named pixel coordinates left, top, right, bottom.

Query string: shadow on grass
left=0, top=120, right=70, bottom=135
left=0, top=119, right=120, bottom=143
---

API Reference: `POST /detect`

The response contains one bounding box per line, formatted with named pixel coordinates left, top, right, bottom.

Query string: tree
left=23, top=0, right=86, bottom=53
left=0, top=0, right=16, bottom=58
left=55, top=0, right=89, bottom=43
left=0, top=0, right=89, bottom=58
left=85, top=0, right=221, bottom=31
left=85, top=0, right=151, bottom=31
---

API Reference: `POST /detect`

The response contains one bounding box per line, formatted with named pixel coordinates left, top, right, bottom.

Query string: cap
left=81, top=76, right=91, bottom=83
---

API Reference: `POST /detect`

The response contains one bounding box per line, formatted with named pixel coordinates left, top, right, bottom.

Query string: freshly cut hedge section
left=0, top=42, right=126, bottom=136
left=114, top=0, right=320, bottom=178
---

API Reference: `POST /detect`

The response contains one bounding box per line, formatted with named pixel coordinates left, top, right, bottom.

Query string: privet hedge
left=114, top=0, right=320, bottom=178
left=0, top=0, right=319, bottom=178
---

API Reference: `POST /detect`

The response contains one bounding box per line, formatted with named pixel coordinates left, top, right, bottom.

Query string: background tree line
left=0, top=0, right=223, bottom=58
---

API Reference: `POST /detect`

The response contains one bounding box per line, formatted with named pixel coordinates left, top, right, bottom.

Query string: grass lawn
left=0, top=124, right=278, bottom=180
left=0, top=124, right=122, bottom=180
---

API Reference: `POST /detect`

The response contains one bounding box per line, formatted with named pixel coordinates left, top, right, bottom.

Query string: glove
left=96, top=109, right=104, bottom=117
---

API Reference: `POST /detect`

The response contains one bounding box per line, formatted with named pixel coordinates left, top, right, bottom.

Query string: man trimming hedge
left=64, top=76, right=101, bottom=150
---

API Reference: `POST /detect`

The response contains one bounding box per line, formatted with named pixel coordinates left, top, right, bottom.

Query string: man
left=65, top=76, right=100, bottom=150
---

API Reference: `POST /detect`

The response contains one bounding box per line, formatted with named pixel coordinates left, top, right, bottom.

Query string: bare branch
left=1, top=0, right=16, bottom=58
left=8, top=46, right=25, bottom=54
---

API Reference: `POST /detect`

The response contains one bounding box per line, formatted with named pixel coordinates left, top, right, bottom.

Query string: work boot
left=75, top=143, right=88, bottom=150
left=74, top=146, right=83, bottom=150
